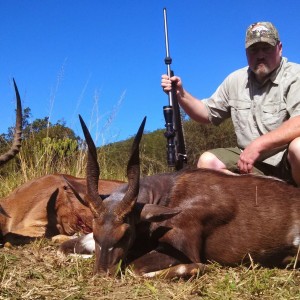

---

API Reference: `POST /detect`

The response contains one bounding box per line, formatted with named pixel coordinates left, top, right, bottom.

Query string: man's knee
left=287, top=137, right=300, bottom=186
left=288, top=137, right=300, bottom=163
left=197, top=151, right=226, bottom=169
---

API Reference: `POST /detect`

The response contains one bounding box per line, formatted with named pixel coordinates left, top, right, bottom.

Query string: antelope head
left=67, top=115, right=145, bottom=275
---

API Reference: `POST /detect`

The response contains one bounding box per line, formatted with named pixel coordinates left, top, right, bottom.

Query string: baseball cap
left=245, top=22, right=280, bottom=48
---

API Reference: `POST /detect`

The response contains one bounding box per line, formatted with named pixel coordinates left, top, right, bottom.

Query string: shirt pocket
left=261, top=103, right=287, bottom=129
left=229, top=99, right=251, bottom=131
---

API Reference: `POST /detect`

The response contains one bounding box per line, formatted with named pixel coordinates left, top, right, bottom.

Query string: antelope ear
left=62, top=175, right=88, bottom=207
left=0, top=204, right=10, bottom=218
left=138, top=204, right=181, bottom=222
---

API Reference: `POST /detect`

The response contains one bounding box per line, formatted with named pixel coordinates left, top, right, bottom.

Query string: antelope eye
left=108, top=247, right=114, bottom=252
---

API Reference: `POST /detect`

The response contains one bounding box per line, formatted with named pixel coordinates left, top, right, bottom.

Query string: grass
left=1, top=160, right=300, bottom=299
left=0, top=239, right=300, bottom=299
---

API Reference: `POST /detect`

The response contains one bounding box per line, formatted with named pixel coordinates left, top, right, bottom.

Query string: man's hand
left=161, top=74, right=183, bottom=95
left=238, top=141, right=262, bottom=173
left=161, top=74, right=211, bottom=124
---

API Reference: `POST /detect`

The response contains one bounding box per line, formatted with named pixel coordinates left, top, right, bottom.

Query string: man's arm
left=238, top=115, right=300, bottom=173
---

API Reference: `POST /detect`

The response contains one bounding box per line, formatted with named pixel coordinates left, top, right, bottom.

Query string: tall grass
left=0, top=135, right=130, bottom=198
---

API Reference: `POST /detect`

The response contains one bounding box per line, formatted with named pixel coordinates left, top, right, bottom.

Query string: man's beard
left=252, top=63, right=271, bottom=82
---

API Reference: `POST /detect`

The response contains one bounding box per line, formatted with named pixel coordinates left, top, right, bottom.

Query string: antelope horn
left=79, top=114, right=105, bottom=217
left=115, top=117, right=146, bottom=217
left=0, top=79, right=22, bottom=166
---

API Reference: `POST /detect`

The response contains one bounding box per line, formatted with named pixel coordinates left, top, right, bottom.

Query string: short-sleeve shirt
left=202, top=57, right=300, bottom=166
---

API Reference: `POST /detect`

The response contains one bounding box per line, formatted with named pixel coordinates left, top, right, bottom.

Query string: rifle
left=162, top=8, right=187, bottom=170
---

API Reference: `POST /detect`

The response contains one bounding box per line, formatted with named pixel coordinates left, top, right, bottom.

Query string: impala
left=0, top=174, right=124, bottom=245
left=0, top=80, right=123, bottom=245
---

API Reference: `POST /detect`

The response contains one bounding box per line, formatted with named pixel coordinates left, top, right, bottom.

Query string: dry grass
left=0, top=239, right=299, bottom=300
left=1, top=152, right=300, bottom=299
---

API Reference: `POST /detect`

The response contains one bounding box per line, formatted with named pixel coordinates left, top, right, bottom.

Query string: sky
left=1, top=0, right=300, bottom=146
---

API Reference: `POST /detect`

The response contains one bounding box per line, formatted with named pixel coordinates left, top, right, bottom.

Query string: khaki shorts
left=208, top=147, right=295, bottom=185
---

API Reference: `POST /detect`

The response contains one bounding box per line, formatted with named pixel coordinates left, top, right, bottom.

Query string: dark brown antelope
left=59, top=115, right=300, bottom=278
left=0, top=81, right=124, bottom=245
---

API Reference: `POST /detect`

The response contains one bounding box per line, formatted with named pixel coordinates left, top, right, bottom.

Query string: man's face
left=246, top=42, right=282, bottom=82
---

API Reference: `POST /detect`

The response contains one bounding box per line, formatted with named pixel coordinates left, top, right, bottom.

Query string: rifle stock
left=163, top=8, right=187, bottom=170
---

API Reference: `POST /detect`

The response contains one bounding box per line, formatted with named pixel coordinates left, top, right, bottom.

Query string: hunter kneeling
left=161, top=21, right=300, bottom=186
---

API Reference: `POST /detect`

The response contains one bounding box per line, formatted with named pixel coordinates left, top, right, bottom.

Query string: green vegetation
left=0, top=108, right=236, bottom=194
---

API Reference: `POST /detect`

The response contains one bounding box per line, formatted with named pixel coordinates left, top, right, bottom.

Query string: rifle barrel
left=162, top=8, right=188, bottom=169
left=163, top=8, right=173, bottom=107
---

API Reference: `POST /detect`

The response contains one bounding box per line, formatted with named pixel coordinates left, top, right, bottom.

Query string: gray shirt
left=202, top=57, right=300, bottom=166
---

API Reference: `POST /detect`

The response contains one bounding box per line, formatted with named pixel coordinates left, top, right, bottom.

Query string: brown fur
left=146, top=169, right=299, bottom=271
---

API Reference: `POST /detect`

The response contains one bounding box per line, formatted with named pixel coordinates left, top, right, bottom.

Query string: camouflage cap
left=245, top=22, right=280, bottom=48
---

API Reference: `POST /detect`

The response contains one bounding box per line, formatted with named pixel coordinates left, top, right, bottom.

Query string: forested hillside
left=94, top=118, right=236, bottom=177
left=0, top=110, right=236, bottom=192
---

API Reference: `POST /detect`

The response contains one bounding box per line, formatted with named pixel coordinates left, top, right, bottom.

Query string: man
left=161, top=22, right=300, bottom=185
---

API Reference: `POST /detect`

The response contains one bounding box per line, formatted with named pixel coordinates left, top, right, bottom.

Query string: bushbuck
left=0, top=81, right=124, bottom=245
left=59, top=115, right=300, bottom=278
